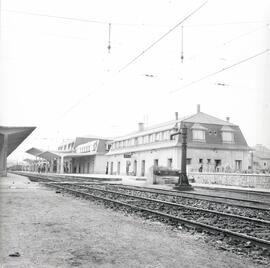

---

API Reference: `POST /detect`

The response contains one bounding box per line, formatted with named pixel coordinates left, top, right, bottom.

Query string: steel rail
left=74, top=184, right=270, bottom=226
left=194, top=185, right=270, bottom=196
left=22, top=172, right=270, bottom=211
left=111, top=184, right=270, bottom=210
left=44, top=182, right=270, bottom=250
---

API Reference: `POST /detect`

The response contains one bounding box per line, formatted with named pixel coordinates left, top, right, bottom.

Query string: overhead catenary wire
left=52, top=1, right=209, bottom=121
left=185, top=23, right=270, bottom=63
left=118, top=1, right=208, bottom=73
left=4, top=9, right=270, bottom=28
left=170, top=48, right=270, bottom=94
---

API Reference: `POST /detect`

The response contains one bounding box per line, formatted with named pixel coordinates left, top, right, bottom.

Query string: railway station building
left=106, top=105, right=250, bottom=177
left=26, top=136, right=112, bottom=174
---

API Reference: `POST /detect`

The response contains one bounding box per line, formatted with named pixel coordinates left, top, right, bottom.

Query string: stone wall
left=189, top=172, right=270, bottom=189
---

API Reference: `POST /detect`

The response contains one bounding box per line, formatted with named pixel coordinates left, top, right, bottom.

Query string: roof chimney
left=138, top=122, right=144, bottom=131
left=226, top=117, right=230, bottom=122
left=175, top=112, right=178, bottom=120
left=197, top=104, right=201, bottom=113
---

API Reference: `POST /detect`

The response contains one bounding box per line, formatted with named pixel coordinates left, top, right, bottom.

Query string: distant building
left=250, top=144, right=270, bottom=172
left=26, top=136, right=112, bottom=174
left=106, top=105, right=250, bottom=177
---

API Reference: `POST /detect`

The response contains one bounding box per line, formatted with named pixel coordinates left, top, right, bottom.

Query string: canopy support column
left=0, top=134, right=8, bottom=177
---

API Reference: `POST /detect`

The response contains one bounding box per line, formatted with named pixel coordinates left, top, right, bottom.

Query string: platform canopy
left=38, top=151, right=62, bottom=161
left=0, top=126, right=36, bottom=176
left=25, top=147, right=44, bottom=157
left=26, top=147, right=64, bottom=161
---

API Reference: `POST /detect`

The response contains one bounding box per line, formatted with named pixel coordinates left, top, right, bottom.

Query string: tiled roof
left=183, top=112, right=235, bottom=126
left=112, top=115, right=192, bottom=141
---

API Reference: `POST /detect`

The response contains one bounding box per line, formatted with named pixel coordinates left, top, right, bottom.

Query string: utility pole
left=170, top=123, right=193, bottom=191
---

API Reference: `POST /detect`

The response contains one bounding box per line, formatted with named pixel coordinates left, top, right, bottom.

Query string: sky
left=1, top=0, right=270, bottom=162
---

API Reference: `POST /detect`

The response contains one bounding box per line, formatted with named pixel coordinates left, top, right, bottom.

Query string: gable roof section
left=183, top=112, right=235, bottom=126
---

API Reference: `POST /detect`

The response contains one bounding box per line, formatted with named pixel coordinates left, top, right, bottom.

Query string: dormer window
left=221, top=126, right=234, bottom=143
left=222, top=132, right=234, bottom=143
left=191, top=123, right=207, bottom=142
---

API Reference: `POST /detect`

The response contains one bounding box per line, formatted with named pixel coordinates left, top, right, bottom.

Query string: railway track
left=17, top=172, right=270, bottom=250
left=21, top=172, right=270, bottom=208
left=42, top=181, right=270, bottom=250
left=82, top=184, right=270, bottom=221
left=114, top=184, right=270, bottom=210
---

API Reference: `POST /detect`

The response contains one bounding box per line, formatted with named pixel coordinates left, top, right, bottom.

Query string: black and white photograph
left=1, top=0, right=270, bottom=267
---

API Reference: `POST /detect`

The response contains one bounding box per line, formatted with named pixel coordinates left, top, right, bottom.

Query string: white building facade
left=106, top=106, right=250, bottom=177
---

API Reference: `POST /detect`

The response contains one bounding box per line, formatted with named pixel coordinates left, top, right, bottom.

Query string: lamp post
left=170, top=124, right=193, bottom=191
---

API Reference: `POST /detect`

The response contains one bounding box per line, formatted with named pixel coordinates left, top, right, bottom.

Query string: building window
left=192, top=130, right=205, bottom=141
left=149, top=134, right=155, bottom=143
left=170, top=130, right=176, bottom=140
left=143, top=135, right=149, bottom=144
left=207, top=159, right=211, bottom=164
left=222, top=132, right=234, bottom=143
left=163, top=130, right=170, bottom=140
left=199, top=158, right=203, bottom=164
left=138, top=136, right=143, bottom=145
left=186, top=158, right=191, bottom=165
left=167, top=158, right=173, bottom=168
left=155, top=132, right=161, bottom=141
left=154, top=159, right=159, bottom=167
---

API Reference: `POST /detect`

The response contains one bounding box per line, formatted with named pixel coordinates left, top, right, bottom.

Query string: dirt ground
left=0, top=174, right=265, bottom=268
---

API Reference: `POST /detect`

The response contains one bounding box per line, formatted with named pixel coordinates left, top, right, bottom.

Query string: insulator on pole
left=108, top=23, right=111, bottom=53
left=181, top=25, right=184, bottom=63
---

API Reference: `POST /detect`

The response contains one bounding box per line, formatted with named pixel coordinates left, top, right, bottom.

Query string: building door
left=133, top=160, right=137, bottom=176
left=214, top=159, right=221, bottom=171
left=110, top=162, right=113, bottom=175
left=235, top=160, right=242, bottom=170
left=167, top=158, right=172, bottom=169
left=117, top=161, right=121, bottom=175
left=141, top=160, right=145, bottom=176
left=126, top=161, right=131, bottom=175
left=105, top=162, right=109, bottom=174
